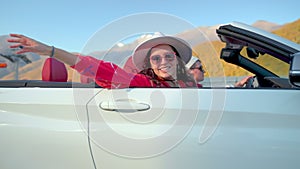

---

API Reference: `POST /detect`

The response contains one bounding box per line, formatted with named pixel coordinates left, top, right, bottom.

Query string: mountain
left=273, top=19, right=300, bottom=44
left=176, top=25, right=220, bottom=47
left=252, top=20, right=282, bottom=31
left=0, top=19, right=299, bottom=80
left=177, top=20, right=282, bottom=46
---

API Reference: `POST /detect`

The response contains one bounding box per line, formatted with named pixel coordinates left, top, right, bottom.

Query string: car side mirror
left=289, top=52, right=300, bottom=88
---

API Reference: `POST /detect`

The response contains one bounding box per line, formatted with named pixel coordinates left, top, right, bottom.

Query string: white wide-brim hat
left=186, top=56, right=200, bottom=69
left=132, top=33, right=192, bottom=70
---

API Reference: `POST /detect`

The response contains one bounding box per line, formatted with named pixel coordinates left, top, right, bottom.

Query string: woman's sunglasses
left=150, top=53, right=176, bottom=64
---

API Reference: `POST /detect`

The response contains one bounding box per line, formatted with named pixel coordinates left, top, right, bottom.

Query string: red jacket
left=71, top=56, right=196, bottom=88
left=197, top=83, right=203, bottom=88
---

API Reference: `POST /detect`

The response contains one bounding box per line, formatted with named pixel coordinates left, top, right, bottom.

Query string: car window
left=241, top=48, right=289, bottom=78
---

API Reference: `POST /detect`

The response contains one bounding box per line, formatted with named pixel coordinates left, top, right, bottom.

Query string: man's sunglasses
left=190, top=65, right=205, bottom=73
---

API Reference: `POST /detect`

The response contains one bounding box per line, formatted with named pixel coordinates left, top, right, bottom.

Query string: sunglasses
left=190, top=65, right=205, bottom=73
left=150, top=53, right=176, bottom=64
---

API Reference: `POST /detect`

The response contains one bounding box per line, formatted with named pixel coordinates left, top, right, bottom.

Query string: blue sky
left=1, top=0, right=299, bottom=53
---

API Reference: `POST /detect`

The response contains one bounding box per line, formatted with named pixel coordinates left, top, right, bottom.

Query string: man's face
left=189, top=61, right=204, bottom=82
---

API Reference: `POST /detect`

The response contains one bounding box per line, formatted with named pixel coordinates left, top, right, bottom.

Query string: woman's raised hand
left=7, top=34, right=52, bottom=56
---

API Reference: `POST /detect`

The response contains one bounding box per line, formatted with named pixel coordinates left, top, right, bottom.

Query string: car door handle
left=99, top=99, right=150, bottom=112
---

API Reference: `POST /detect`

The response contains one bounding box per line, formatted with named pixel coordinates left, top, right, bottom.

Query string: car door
left=0, top=87, right=99, bottom=169
left=86, top=87, right=227, bottom=168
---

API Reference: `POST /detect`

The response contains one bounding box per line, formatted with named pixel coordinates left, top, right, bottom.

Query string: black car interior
left=217, top=24, right=300, bottom=89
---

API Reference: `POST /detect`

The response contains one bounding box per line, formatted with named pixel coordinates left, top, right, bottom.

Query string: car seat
left=42, top=58, right=68, bottom=82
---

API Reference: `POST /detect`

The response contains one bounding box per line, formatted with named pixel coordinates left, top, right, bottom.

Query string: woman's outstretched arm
left=7, top=33, right=79, bottom=66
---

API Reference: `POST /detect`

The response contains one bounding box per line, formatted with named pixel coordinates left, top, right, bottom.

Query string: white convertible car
left=1, top=22, right=300, bottom=169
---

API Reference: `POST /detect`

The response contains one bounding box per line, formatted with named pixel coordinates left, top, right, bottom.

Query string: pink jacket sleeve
left=70, top=56, right=152, bottom=88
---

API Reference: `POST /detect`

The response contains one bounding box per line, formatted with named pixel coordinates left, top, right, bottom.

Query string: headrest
left=42, top=58, right=68, bottom=82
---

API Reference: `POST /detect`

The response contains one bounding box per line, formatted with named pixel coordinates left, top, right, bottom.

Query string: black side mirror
left=289, top=52, right=300, bottom=88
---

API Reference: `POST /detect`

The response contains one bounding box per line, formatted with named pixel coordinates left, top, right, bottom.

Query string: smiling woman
left=7, top=33, right=197, bottom=88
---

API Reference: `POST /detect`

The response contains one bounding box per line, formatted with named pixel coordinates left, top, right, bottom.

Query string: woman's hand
left=7, top=34, right=52, bottom=56
left=7, top=33, right=79, bottom=66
